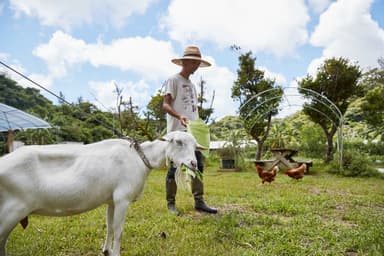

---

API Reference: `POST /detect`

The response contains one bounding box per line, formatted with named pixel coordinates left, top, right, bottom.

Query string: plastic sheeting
left=0, top=103, right=51, bottom=132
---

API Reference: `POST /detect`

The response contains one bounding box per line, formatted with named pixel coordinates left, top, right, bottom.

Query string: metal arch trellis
left=239, top=87, right=344, bottom=168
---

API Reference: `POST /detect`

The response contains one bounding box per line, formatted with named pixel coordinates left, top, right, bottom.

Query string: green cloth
left=187, top=119, right=210, bottom=157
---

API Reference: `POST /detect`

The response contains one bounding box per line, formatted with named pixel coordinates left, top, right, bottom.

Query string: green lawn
left=7, top=165, right=384, bottom=256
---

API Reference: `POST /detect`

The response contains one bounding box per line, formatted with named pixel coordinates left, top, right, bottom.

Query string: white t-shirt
left=164, top=73, right=199, bottom=133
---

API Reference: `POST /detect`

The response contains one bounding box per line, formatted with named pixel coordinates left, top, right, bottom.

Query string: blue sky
left=1, top=0, right=383, bottom=120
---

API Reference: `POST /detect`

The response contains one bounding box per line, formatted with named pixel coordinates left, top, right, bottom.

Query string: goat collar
left=132, top=141, right=153, bottom=169
left=123, top=137, right=153, bottom=170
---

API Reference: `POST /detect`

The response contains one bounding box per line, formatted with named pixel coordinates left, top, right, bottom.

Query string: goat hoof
left=103, top=249, right=111, bottom=256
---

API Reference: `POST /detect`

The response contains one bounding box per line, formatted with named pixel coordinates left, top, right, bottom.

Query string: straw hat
left=171, top=46, right=211, bottom=67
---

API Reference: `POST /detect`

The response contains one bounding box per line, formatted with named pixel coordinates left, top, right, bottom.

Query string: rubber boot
left=166, top=178, right=179, bottom=215
left=192, top=177, right=217, bottom=214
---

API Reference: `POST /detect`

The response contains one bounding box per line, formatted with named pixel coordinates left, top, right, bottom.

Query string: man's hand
left=163, top=94, right=189, bottom=127
left=179, top=115, right=188, bottom=127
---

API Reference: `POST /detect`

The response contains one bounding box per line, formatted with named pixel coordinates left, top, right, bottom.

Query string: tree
left=113, top=82, right=124, bottom=136
left=197, top=77, right=215, bottom=123
left=0, top=74, right=120, bottom=148
left=232, top=51, right=282, bottom=160
left=361, top=85, right=384, bottom=139
left=0, top=74, right=53, bottom=112
left=210, top=116, right=246, bottom=140
left=146, top=90, right=167, bottom=137
left=298, top=57, right=362, bottom=162
left=121, top=97, right=142, bottom=139
left=360, top=58, right=384, bottom=140
left=110, top=83, right=149, bottom=140
left=268, top=120, right=298, bottom=149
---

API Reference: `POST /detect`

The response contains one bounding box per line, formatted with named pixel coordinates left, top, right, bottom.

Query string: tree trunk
left=326, top=134, right=334, bottom=163
left=253, top=113, right=272, bottom=160
left=255, top=140, right=263, bottom=160
left=322, top=124, right=338, bottom=163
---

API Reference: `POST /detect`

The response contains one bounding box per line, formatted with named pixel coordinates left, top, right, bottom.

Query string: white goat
left=0, top=131, right=202, bottom=256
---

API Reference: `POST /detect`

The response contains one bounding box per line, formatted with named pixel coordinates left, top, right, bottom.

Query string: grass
left=6, top=164, right=384, bottom=256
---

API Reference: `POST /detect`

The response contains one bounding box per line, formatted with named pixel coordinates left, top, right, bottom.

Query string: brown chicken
left=256, top=165, right=279, bottom=184
left=283, top=163, right=307, bottom=180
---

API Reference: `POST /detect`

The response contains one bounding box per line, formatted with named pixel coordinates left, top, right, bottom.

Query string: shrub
left=328, top=150, right=379, bottom=177
left=298, top=123, right=326, bottom=158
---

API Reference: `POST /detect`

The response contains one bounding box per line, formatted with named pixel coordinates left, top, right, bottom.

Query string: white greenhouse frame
left=239, top=87, right=344, bottom=168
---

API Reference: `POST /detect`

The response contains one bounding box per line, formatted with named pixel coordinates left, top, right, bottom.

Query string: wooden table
left=269, top=148, right=298, bottom=169
left=253, top=148, right=312, bottom=172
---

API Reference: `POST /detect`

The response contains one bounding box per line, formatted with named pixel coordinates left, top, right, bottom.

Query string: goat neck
left=139, top=140, right=167, bottom=169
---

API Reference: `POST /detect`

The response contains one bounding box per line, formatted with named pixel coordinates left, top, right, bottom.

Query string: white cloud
left=161, top=0, right=310, bottom=57
left=28, top=73, right=54, bottom=90
left=9, top=0, right=156, bottom=30
left=307, top=0, right=332, bottom=14
left=192, top=58, right=288, bottom=120
left=195, top=64, right=238, bottom=120
left=31, top=31, right=240, bottom=120
left=88, top=62, right=238, bottom=120
left=258, top=67, right=287, bottom=86
left=0, top=52, right=10, bottom=63
left=306, top=56, right=325, bottom=76
left=88, top=81, right=117, bottom=112
left=33, top=31, right=88, bottom=78
left=0, top=56, right=26, bottom=86
left=89, top=79, right=152, bottom=113
left=88, top=55, right=238, bottom=120
left=33, top=31, right=177, bottom=80
left=88, top=36, right=176, bottom=80
left=0, top=53, right=53, bottom=90
left=277, top=80, right=306, bottom=118
left=309, top=0, right=384, bottom=70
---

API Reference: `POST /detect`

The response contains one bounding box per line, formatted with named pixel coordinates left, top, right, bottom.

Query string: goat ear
left=196, top=143, right=208, bottom=151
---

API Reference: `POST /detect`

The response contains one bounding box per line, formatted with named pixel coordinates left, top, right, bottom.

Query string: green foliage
left=344, top=97, right=365, bottom=123
left=146, top=90, right=166, bottom=137
left=232, top=51, right=282, bottom=159
left=267, top=119, right=299, bottom=149
left=0, top=74, right=121, bottom=149
left=14, top=128, right=56, bottom=145
left=210, top=116, right=246, bottom=140
left=0, top=74, right=54, bottom=111
left=359, top=57, right=384, bottom=93
left=328, top=150, right=380, bottom=177
left=51, top=103, right=114, bottom=143
left=1, top=73, right=178, bottom=149
left=297, top=122, right=326, bottom=158
left=361, top=84, right=384, bottom=138
left=196, top=77, right=215, bottom=123
left=299, top=58, right=362, bottom=114
left=298, top=57, right=362, bottom=162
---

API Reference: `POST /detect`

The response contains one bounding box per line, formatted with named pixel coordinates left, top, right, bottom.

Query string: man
left=162, top=45, right=217, bottom=214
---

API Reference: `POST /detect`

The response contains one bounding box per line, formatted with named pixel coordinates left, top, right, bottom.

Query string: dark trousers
left=167, top=151, right=204, bottom=179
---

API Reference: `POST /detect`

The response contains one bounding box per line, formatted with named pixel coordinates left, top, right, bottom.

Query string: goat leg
left=111, top=200, right=130, bottom=256
left=102, top=204, right=114, bottom=256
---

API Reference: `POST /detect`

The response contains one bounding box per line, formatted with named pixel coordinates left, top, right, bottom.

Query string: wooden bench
left=294, top=160, right=313, bottom=173
left=253, top=160, right=276, bottom=170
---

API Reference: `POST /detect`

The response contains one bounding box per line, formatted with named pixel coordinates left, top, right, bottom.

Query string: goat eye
left=176, top=140, right=183, bottom=146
